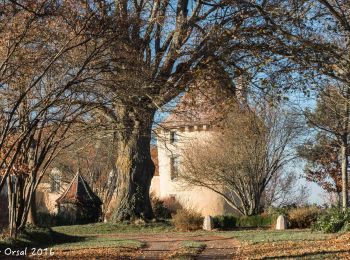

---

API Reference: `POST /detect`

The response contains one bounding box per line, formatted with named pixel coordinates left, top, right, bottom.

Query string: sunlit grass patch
left=215, top=229, right=334, bottom=244
left=169, top=240, right=206, bottom=259
left=52, top=221, right=174, bottom=235
left=54, top=237, right=145, bottom=250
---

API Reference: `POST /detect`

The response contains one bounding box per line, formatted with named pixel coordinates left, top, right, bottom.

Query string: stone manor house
left=0, top=83, right=238, bottom=226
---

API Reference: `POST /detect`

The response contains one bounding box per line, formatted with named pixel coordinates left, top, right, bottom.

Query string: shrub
left=152, top=197, right=172, bottom=219
left=36, top=211, right=57, bottom=227
left=162, top=196, right=183, bottom=214
left=312, top=208, right=350, bottom=233
left=213, top=215, right=237, bottom=230
left=288, top=206, right=321, bottom=229
left=151, top=194, right=183, bottom=220
left=237, top=215, right=275, bottom=228
left=172, top=209, right=203, bottom=231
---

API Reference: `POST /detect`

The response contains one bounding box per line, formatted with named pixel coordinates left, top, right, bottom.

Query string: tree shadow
left=0, top=227, right=86, bottom=252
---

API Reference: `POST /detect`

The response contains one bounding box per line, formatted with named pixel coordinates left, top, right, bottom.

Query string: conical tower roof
left=160, top=61, right=235, bottom=129
left=56, top=171, right=102, bottom=205
left=161, top=82, right=234, bottom=129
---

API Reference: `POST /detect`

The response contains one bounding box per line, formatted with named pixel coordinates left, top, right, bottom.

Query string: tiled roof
left=160, top=84, right=234, bottom=129
left=56, top=172, right=102, bottom=205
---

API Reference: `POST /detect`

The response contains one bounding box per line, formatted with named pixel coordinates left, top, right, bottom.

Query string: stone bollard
left=203, top=215, right=214, bottom=231
left=275, top=215, right=288, bottom=230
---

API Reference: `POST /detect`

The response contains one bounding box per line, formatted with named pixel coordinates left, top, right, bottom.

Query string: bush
left=267, top=204, right=298, bottom=217
left=213, top=215, right=237, bottom=230
left=213, top=214, right=276, bottom=229
left=36, top=210, right=83, bottom=227
left=151, top=195, right=182, bottom=220
left=312, top=208, right=350, bottom=233
left=237, top=215, right=275, bottom=228
left=172, top=209, right=203, bottom=231
left=288, top=206, right=320, bottom=229
left=36, top=211, right=57, bottom=227
left=152, top=197, right=172, bottom=219
left=162, top=196, right=183, bottom=214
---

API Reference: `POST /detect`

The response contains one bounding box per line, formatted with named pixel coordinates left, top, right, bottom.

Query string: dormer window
left=170, top=131, right=178, bottom=143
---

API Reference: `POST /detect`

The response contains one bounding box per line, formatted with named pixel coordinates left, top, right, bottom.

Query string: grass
left=52, top=221, right=174, bottom=236
left=169, top=240, right=206, bottom=259
left=211, top=229, right=334, bottom=244
left=180, top=240, right=206, bottom=249
left=0, top=224, right=147, bottom=253
left=1, top=222, right=345, bottom=259
left=0, top=226, right=83, bottom=250
left=53, top=237, right=145, bottom=250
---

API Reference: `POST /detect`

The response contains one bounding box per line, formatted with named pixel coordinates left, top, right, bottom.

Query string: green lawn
left=52, top=221, right=174, bottom=235
left=53, top=236, right=145, bottom=250
left=0, top=223, right=341, bottom=259
left=180, top=240, right=206, bottom=249
left=169, top=240, right=206, bottom=259
left=216, top=229, right=334, bottom=244
left=0, top=224, right=148, bottom=251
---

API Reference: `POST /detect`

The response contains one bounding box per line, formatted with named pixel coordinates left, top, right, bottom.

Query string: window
left=170, top=156, right=180, bottom=180
left=50, top=178, right=61, bottom=192
left=170, top=131, right=178, bottom=143
left=50, top=172, right=61, bottom=192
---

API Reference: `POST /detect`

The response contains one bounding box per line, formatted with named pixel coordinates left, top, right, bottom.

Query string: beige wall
left=156, top=126, right=238, bottom=216
left=36, top=183, right=68, bottom=214
left=150, top=176, right=160, bottom=197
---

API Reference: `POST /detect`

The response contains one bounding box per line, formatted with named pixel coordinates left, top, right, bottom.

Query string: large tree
left=298, top=133, right=344, bottom=207
left=0, top=0, right=111, bottom=237
left=236, top=0, right=350, bottom=209
left=302, top=86, right=350, bottom=209
left=73, top=0, right=283, bottom=221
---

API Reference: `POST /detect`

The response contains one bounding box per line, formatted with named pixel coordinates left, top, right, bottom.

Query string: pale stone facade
left=36, top=168, right=68, bottom=214
left=36, top=183, right=68, bottom=214
left=153, top=126, right=237, bottom=216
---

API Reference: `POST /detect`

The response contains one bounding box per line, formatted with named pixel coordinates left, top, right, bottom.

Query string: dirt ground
left=43, top=231, right=350, bottom=259
left=135, top=234, right=239, bottom=259
left=52, top=233, right=239, bottom=259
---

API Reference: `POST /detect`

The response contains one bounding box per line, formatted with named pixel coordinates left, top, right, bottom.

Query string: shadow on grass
left=0, top=227, right=86, bottom=251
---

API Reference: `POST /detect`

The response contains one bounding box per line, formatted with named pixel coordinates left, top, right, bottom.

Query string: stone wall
left=157, top=126, right=240, bottom=216
left=150, top=176, right=160, bottom=197
left=36, top=183, right=68, bottom=214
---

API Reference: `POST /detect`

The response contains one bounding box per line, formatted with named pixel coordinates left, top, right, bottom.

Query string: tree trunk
left=7, top=177, right=17, bottom=239
left=111, top=105, right=155, bottom=221
left=341, top=141, right=348, bottom=211
left=26, top=192, right=37, bottom=225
